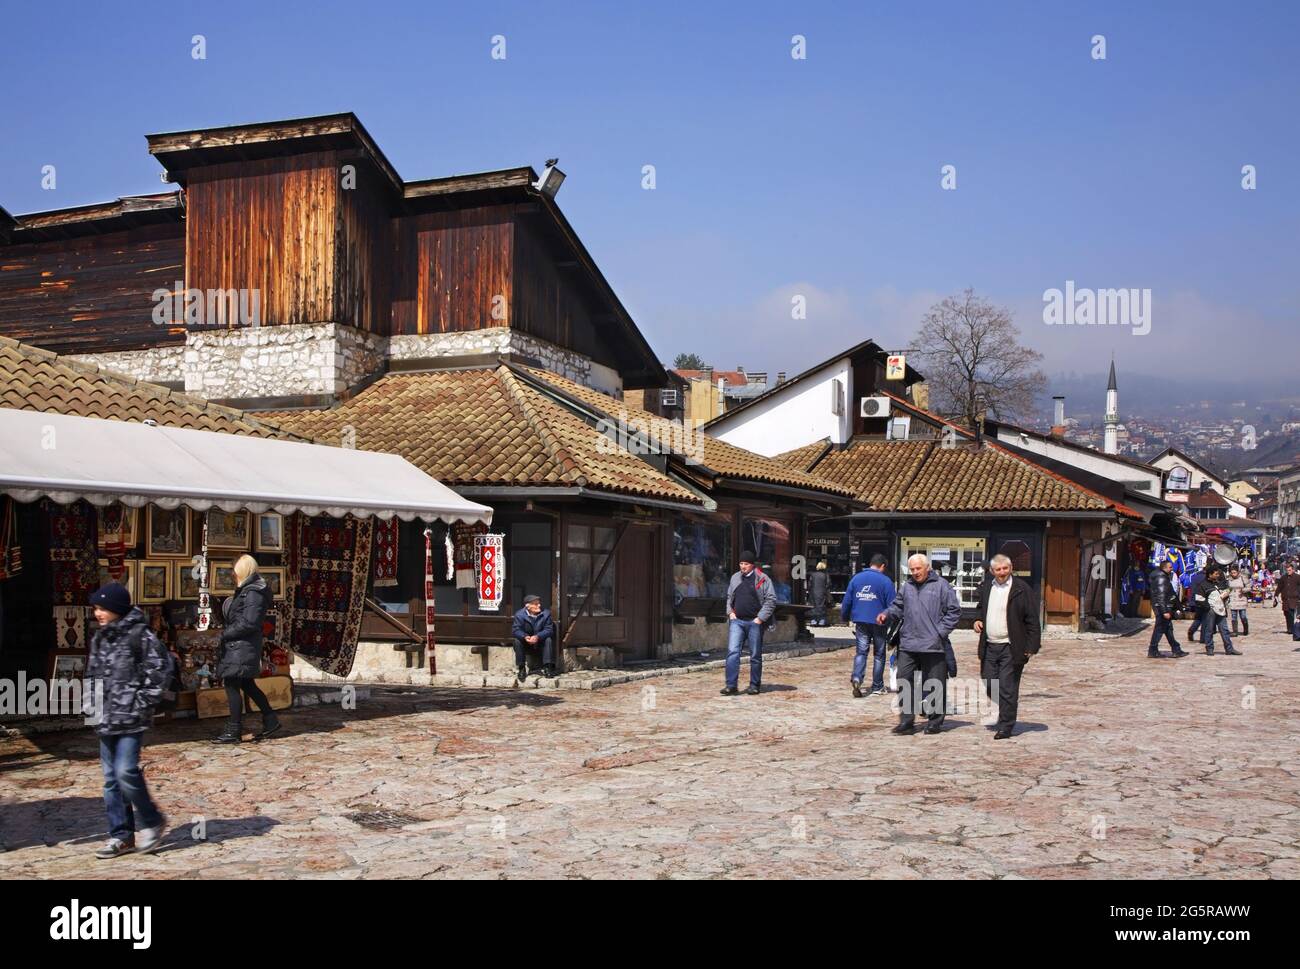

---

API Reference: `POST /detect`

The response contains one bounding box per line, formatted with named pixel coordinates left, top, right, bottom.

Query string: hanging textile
left=372, top=516, right=400, bottom=587
left=475, top=532, right=505, bottom=612
left=283, top=513, right=375, bottom=677
left=0, top=496, right=21, bottom=580
left=100, top=504, right=127, bottom=581
left=450, top=522, right=487, bottom=589
left=424, top=528, right=437, bottom=674
left=196, top=520, right=213, bottom=632
left=53, top=605, right=88, bottom=651
left=445, top=529, right=455, bottom=581
left=47, top=500, right=98, bottom=604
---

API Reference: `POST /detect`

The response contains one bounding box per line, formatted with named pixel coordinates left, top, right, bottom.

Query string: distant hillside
left=1040, top=372, right=1300, bottom=422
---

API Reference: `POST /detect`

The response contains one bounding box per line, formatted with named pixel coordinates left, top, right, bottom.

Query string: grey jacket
left=884, top=570, right=962, bottom=653
left=726, top=567, right=777, bottom=623
left=83, top=607, right=170, bottom=736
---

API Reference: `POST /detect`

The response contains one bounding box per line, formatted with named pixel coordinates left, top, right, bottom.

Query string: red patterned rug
left=284, top=513, right=374, bottom=677
left=48, top=500, right=98, bottom=604
left=372, top=516, right=399, bottom=588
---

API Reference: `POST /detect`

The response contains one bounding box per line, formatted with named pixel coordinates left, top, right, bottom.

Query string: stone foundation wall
left=67, top=345, right=186, bottom=385
left=388, top=328, right=622, bottom=395
left=183, top=322, right=386, bottom=400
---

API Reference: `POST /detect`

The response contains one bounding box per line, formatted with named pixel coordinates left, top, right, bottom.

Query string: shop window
left=741, top=515, right=793, bottom=603
left=673, top=514, right=732, bottom=601
left=997, top=540, right=1033, bottom=576
left=900, top=535, right=987, bottom=608
left=565, top=522, right=615, bottom=616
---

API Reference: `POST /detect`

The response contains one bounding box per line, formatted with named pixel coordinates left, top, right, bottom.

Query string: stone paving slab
left=1, top=607, right=1296, bottom=879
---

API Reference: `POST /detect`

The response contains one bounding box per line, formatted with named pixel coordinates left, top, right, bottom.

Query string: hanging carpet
left=283, top=513, right=374, bottom=677
left=48, top=500, right=98, bottom=604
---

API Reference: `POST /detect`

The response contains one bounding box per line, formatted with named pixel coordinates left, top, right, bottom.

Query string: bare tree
left=911, top=289, right=1046, bottom=427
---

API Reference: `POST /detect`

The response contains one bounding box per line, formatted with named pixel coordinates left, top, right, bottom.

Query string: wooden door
left=1045, top=535, right=1080, bottom=621
left=619, top=526, right=657, bottom=660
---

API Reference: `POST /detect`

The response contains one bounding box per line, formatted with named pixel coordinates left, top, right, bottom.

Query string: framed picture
left=96, top=559, right=135, bottom=597
left=146, top=505, right=191, bottom=558
left=50, top=652, right=87, bottom=682
left=175, top=559, right=202, bottom=599
left=96, top=506, right=139, bottom=550
left=137, top=561, right=172, bottom=604
left=255, top=512, right=284, bottom=553
left=261, top=566, right=286, bottom=599
left=210, top=561, right=237, bottom=595
left=205, top=510, right=251, bottom=551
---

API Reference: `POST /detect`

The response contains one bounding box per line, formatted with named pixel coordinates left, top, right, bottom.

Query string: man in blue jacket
left=512, top=595, right=556, bottom=680
left=878, top=553, right=962, bottom=735
left=841, top=553, right=896, bottom=697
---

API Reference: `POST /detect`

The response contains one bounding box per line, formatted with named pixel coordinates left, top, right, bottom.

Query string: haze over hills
left=1037, top=372, right=1300, bottom=424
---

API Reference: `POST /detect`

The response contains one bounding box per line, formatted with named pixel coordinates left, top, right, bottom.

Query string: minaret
left=1103, top=359, right=1119, bottom=454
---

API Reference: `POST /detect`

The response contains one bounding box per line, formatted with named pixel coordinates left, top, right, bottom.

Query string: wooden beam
left=403, top=168, right=536, bottom=200
left=363, top=597, right=422, bottom=644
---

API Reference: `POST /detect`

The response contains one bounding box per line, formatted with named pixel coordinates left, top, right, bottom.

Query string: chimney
left=1051, top=396, right=1066, bottom=437
left=777, top=371, right=787, bottom=384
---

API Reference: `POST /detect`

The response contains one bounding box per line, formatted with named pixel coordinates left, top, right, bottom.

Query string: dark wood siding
left=334, top=158, right=392, bottom=334
left=390, top=206, right=514, bottom=335
left=185, top=152, right=340, bottom=328
left=512, top=214, right=617, bottom=368
left=0, top=223, right=185, bottom=353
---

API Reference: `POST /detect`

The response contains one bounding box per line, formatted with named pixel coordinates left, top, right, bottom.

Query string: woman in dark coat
left=214, top=554, right=280, bottom=743
left=808, top=560, right=831, bottom=627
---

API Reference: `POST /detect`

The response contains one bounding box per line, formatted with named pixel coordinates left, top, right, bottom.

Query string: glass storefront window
left=672, top=514, right=732, bottom=602
left=742, top=516, right=793, bottom=603
left=565, top=522, right=615, bottom=616
left=900, top=535, right=987, bottom=608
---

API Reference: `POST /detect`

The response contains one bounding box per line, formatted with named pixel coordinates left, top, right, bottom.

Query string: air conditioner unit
left=859, top=396, right=891, bottom=418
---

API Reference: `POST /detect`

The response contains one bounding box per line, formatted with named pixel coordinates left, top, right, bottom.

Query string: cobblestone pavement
left=2, top=609, right=1298, bottom=879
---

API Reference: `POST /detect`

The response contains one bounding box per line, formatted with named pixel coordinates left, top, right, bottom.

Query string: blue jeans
left=100, top=733, right=162, bottom=842
left=1204, top=614, right=1233, bottom=652
left=852, top=622, right=888, bottom=691
left=725, top=618, right=764, bottom=689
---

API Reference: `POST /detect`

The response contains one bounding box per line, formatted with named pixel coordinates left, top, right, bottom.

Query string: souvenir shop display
left=475, top=532, right=505, bottom=612
left=372, top=516, right=399, bottom=587
left=205, top=510, right=251, bottom=550
left=146, top=505, right=190, bottom=557
left=449, top=521, right=487, bottom=589
left=282, top=513, right=374, bottom=677
left=255, top=512, right=284, bottom=553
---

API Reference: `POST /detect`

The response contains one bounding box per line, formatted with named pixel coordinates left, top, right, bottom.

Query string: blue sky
left=2, top=0, right=1296, bottom=391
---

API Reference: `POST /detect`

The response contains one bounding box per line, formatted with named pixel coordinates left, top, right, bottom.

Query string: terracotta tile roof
left=791, top=438, right=1114, bottom=514
left=1185, top=489, right=1231, bottom=508
left=0, top=334, right=300, bottom=440
left=772, top=438, right=832, bottom=472
left=515, top=366, right=857, bottom=499
left=262, top=367, right=705, bottom=506
left=673, top=369, right=749, bottom=386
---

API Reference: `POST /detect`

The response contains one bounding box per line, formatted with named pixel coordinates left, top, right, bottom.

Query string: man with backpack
left=83, top=582, right=171, bottom=858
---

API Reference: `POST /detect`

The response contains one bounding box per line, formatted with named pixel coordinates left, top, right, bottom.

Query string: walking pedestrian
left=1202, top=568, right=1242, bottom=656
left=1147, top=559, right=1187, bottom=658
left=1278, top=563, right=1300, bottom=638
left=1185, top=564, right=1206, bottom=644
left=213, top=555, right=280, bottom=743
left=720, top=550, right=776, bottom=696
left=84, top=582, right=170, bottom=858
left=1227, top=567, right=1249, bottom=637
left=840, top=553, right=895, bottom=697
left=879, top=554, right=961, bottom=735
left=807, top=560, right=830, bottom=628
left=973, top=554, right=1041, bottom=740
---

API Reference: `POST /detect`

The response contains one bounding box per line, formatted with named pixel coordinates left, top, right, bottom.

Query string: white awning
left=0, top=407, right=493, bottom=524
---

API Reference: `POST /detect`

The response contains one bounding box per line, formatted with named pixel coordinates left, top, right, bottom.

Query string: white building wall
left=708, top=360, right=851, bottom=457
left=993, top=429, right=1162, bottom=493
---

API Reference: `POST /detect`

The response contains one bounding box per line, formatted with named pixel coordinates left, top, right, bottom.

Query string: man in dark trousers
left=1147, top=559, right=1187, bottom=658
left=878, top=553, right=961, bottom=735
left=1184, top=564, right=1206, bottom=645
left=807, top=560, right=831, bottom=627
left=721, top=550, right=777, bottom=696
left=973, top=554, right=1041, bottom=739
left=511, top=595, right=556, bottom=680
left=841, top=553, right=896, bottom=697
left=1278, top=562, right=1300, bottom=638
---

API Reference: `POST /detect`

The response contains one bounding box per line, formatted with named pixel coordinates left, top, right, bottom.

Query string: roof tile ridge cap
left=497, top=367, right=587, bottom=487
left=893, top=439, right=939, bottom=512
left=980, top=437, right=1110, bottom=510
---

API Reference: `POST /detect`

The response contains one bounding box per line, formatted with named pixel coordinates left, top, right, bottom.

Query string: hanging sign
left=886, top=354, right=906, bottom=380
left=475, top=533, right=505, bottom=612
left=195, top=521, right=212, bottom=631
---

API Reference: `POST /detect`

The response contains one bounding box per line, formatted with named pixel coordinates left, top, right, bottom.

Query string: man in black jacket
left=512, top=595, right=556, bottom=680
left=1147, top=559, right=1187, bottom=658
left=973, top=554, right=1041, bottom=739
